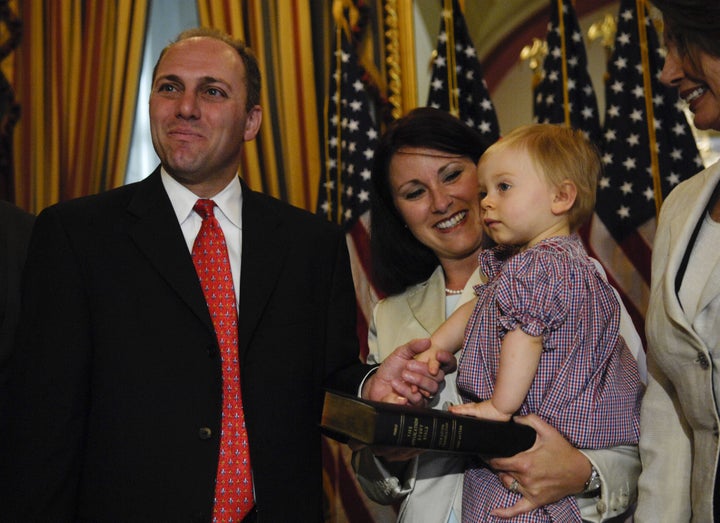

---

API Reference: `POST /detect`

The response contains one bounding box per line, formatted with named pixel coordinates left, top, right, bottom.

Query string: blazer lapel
left=126, top=169, right=213, bottom=333
left=696, top=169, right=720, bottom=315
left=407, top=266, right=448, bottom=333
left=665, top=165, right=720, bottom=331
left=237, top=183, right=285, bottom=357
left=697, top=258, right=720, bottom=315
left=406, top=265, right=483, bottom=333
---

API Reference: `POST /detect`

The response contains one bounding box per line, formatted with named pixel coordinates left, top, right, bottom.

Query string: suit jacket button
left=198, top=427, right=212, bottom=440
left=595, top=499, right=607, bottom=514
left=697, top=354, right=710, bottom=369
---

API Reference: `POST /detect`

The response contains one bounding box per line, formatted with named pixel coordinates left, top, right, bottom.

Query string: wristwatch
left=582, top=464, right=602, bottom=496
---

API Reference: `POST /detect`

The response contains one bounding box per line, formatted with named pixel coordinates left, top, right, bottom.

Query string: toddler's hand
left=449, top=399, right=512, bottom=422
left=414, top=346, right=441, bottom=376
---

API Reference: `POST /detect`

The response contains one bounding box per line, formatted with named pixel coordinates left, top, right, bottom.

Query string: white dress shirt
left=161, top=169, right=243, bottom=306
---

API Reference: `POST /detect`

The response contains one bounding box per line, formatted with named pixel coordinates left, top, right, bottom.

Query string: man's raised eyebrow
left=155, top=73, right=182, bottom=85
left=154, top=74, right=232, bottom=89
left=198, top=75, right=231, bottom=87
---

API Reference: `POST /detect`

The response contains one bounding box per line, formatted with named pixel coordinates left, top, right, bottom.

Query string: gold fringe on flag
left=384, top=0, right=403, bottom=120
left=322, top=3, right=347, bottom=224
left=557, top=0, right=571, bottom=127
left=384, top=0, right=418, bottom=117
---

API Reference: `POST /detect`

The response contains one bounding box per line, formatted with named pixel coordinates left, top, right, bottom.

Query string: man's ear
left=551, top=179, right=577, bottom=215
left=242, top=105, right=263, bottom=142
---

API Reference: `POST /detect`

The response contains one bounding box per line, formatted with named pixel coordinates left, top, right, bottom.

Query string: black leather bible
left=321, top=390, right=536, bottom=457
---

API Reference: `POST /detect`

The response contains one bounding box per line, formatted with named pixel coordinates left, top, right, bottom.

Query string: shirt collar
left=160, top=168, right=243, bottom=229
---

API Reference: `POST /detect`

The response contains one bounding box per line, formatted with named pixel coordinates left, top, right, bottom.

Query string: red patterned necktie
left=191, top=199, right=253, bottom=521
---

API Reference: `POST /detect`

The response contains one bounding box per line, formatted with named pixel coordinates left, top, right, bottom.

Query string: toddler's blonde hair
left=485, top=123, right=600, bottom=231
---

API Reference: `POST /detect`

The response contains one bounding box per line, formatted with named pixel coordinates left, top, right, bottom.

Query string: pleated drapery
left=11, top=0, right=147, bottom=213
left=197, top=0, right=322, bottom=211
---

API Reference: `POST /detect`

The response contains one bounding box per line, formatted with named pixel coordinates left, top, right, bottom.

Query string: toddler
left=419, top=124, right=642, bottom=521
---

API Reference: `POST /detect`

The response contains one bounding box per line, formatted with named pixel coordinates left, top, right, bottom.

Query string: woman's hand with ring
left=488, top=414, right=591, bottom=518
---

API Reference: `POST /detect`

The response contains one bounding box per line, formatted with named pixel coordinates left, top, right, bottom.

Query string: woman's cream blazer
left=637, top=161, right=720, bottom=522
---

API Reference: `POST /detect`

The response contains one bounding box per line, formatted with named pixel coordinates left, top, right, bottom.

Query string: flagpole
left=636, top=0, right=663, bottom=216
left=443, top=0, right=459, bottom=117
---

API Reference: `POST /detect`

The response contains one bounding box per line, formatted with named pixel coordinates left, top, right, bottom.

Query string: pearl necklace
left=445, top=288, right=463, bottom=295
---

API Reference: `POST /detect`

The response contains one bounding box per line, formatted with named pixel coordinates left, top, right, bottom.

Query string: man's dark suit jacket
left=2, top=170, right=371, bottom=521
left=0, top=200, right=34, bottom=363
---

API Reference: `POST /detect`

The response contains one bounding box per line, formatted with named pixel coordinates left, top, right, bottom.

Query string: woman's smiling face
left=389, top=147, right=484, bottom=264
left=660, top=33, right=720, bottom=132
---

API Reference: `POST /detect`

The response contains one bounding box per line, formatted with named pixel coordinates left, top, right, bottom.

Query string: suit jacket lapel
left=237, top=182, right=285, bottom=357
left=126, top=169, right=214, bottom=333
left=0, top=221, right=8, bottom=327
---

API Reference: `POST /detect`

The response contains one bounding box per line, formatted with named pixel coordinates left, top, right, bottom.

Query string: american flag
left=533, top=0, right=602, bottom=144
left=590, top=0, right=702, bottom=331
left=427, top=0, right=501, bottom=143
left=532, top=0, right=702, bottom=341
left=316, top=2, right=393, bottom=521
left=316, top=0, right=381, bottom=362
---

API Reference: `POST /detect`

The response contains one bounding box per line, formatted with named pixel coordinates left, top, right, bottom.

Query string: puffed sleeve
left=494, top=249, right=570, bottom=345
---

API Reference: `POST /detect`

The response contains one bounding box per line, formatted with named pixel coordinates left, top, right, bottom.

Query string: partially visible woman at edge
left=352, top=107, right=646, bottom=522
left=635, top=0, right=720, bottom=521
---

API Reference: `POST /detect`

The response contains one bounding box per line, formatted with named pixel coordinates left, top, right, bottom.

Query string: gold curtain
left=197, top=0, right=320, bottom=211
left=12, top=0, right=147, bottom=213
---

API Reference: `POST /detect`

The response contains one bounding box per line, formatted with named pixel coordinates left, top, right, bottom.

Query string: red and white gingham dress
left=458, top=235, right=642, bottom=522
